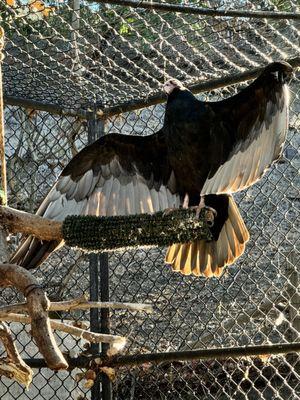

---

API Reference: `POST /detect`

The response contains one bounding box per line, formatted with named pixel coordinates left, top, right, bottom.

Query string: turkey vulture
left=10, top=61, right=292, bottom=277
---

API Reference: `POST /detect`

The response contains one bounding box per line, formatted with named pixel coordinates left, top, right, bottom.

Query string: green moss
left=62, top=208, right=212, bottom=252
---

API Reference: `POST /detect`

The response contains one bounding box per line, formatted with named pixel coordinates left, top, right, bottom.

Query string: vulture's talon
left=162, top=207, right=177, bottom=216
left=190, top=205, right=217, bottom=225
left=205, top=206, right=218, bottom=218
left=204, top=207, right=217, bottom=227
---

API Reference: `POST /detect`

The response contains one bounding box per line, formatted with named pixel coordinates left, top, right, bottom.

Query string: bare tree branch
left=0, top=322, right=33, bottom=388
left=0, top=296, right=153, bottom=314
left=0, top=263, right=68, bottom=370
left=0, top=312, right=127, bottom=347
left=0, top=205, right=62, bottom=241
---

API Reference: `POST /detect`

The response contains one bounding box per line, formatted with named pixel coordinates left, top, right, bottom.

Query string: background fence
left=0, top=0, right=299, bottom=399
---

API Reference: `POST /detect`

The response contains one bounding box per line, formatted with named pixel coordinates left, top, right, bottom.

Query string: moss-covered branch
left=0, top=205, right=213, bottom=251
left=62, top=208, right=212, bottom=252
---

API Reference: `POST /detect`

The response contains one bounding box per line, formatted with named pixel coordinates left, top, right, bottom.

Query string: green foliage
left=269, top=0, right=292, bottom=12
left=1, top=2, right=203, bottom=53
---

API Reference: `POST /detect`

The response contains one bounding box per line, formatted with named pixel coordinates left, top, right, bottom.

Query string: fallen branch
left=0, top=312, right=126, bottom=348
left=0, top=322, right=33, bottom=388
left=0, top=263, right=68, bottom=370
left=0, top=296, right=153, bottom=315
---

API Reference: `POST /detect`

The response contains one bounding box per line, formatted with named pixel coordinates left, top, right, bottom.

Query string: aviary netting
left=0, top=1, right=299, bottom=399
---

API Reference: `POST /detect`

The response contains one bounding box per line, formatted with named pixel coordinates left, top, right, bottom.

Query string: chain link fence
left=0, top=0, right=299, bottom=399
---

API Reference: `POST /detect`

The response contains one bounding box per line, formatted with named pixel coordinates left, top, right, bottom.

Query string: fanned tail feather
left=165, top=196, right=249, bottom=277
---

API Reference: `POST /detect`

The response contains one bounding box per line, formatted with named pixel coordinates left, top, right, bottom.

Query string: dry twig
left=0, top=296, right=153, bottom=315
left=0, top=312, right=126, bottom=348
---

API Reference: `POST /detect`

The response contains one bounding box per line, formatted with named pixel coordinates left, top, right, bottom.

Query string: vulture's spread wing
left=37, top=131, right=179, bottom=220
left=201, top=63, right=291, bottom=195
left=11, top=130, right=180, bottom=268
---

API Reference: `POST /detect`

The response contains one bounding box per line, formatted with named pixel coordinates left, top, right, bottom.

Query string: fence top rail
left=86, top=0, right=300, bottom=20
left=22, top=342, right=300, bottom=369
left=99, top=57, right=300, bottom=118
left=4, top=57, right=300, bottom=119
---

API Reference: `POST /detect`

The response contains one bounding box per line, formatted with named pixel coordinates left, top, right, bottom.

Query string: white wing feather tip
left=201, top=85, right=289, bottom=196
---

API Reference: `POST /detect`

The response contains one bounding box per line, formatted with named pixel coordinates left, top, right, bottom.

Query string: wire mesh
left=0, top=0, right=299, bottom=399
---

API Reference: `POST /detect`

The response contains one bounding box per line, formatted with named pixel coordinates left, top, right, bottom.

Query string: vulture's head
left=263, top=61, right=294, bottom=84
left=163, top=79, right=185, bottom=95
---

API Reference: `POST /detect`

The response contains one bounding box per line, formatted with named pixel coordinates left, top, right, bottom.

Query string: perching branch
left=0, top=205, right=62, bottom=241
left=0, top=263, right=68, bottom=370
left=0, top=296, right=153, bottom=315
left=0, top=204, right=213, bottom=251
left=0, top=313, right=127, bottom=348
left=0, top=322, right=33, bottom=388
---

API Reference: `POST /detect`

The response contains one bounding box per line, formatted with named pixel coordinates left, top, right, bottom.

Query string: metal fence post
left=99, top=252, right=111, bottom=399
left=287, top=252, right=300, bottom=341
left=87, top=110, right=112, bottom=400
left=89, top=253, right=101, bottom=399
